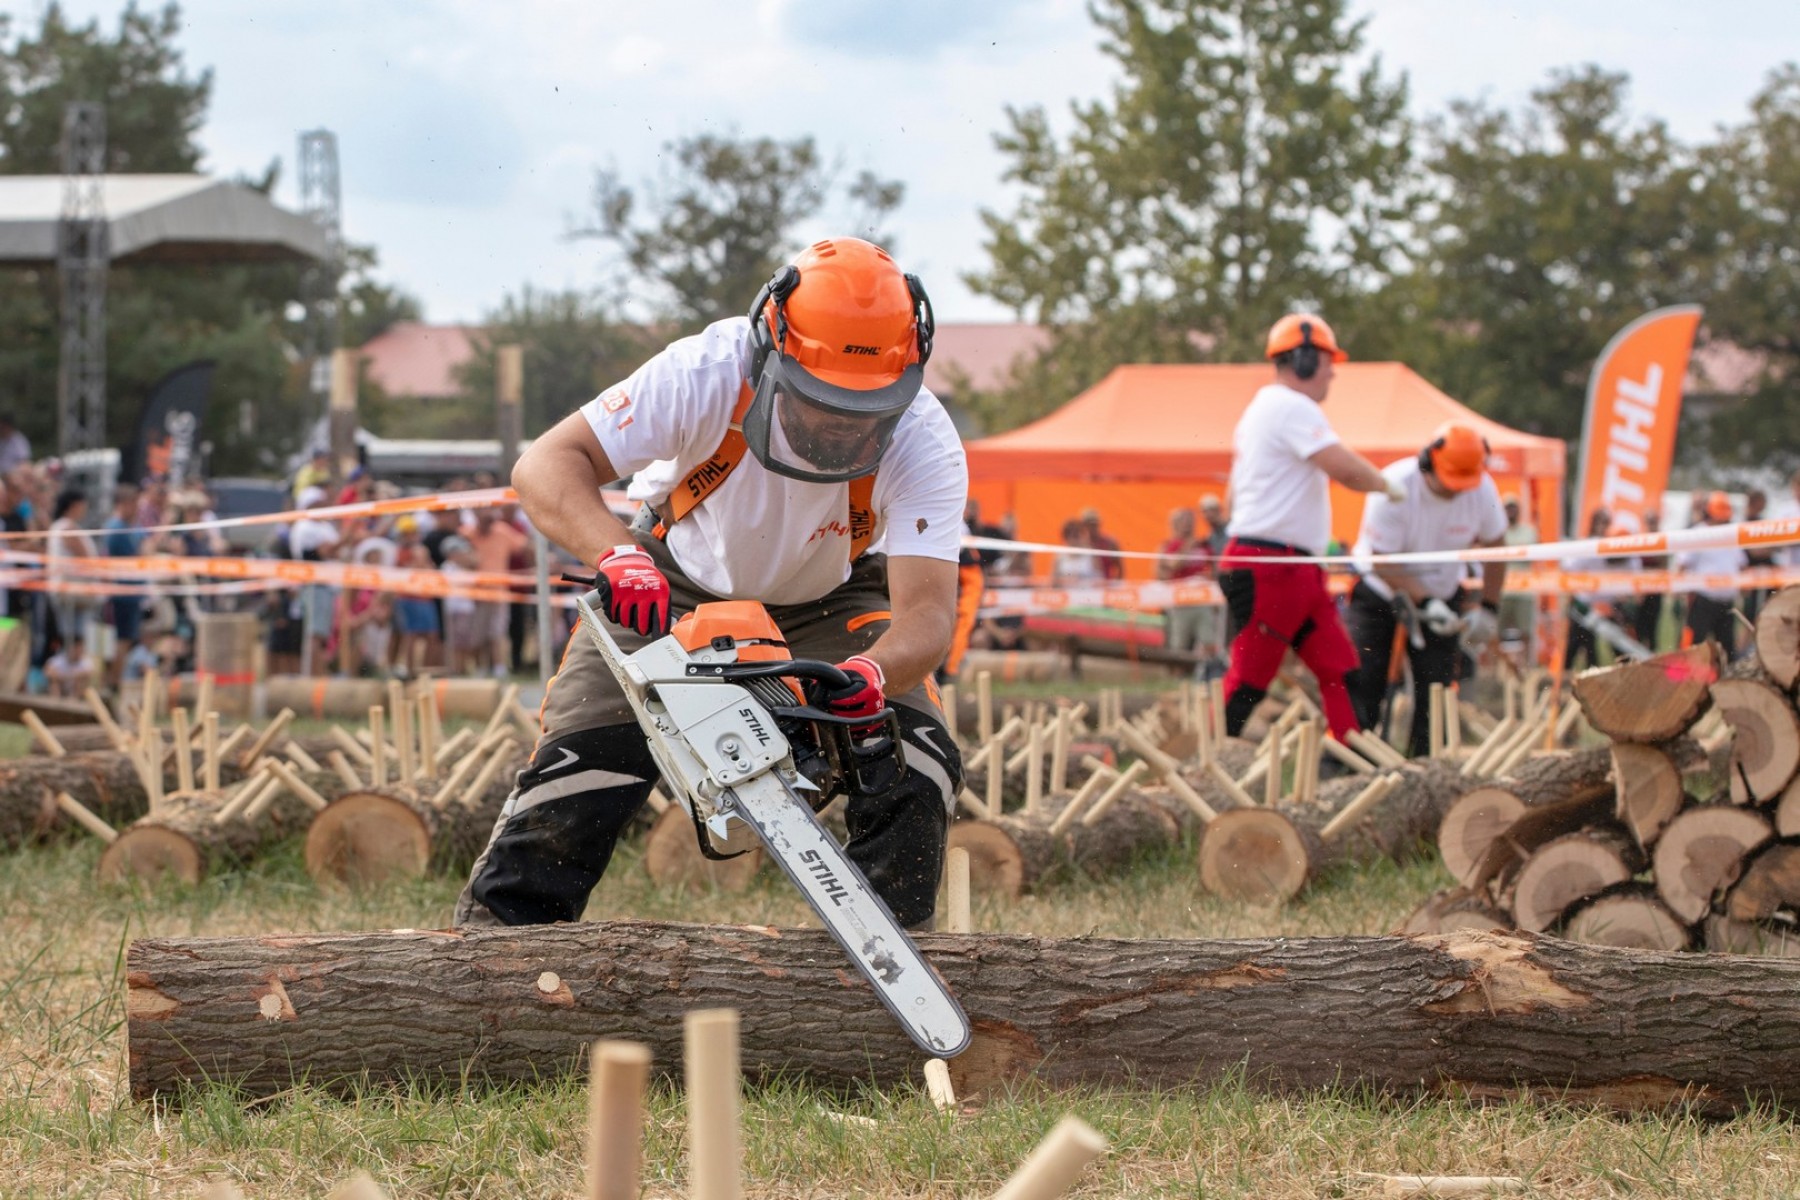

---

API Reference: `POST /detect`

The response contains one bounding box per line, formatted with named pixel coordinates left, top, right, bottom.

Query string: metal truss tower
left=298, top=129, right=344, bottom=404
left=57, top=102, right=107, bottom=454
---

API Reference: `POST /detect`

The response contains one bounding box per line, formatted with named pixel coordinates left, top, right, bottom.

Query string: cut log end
left=1752, top=584, right=1800, bottom=690
left=98, top=825, right=204, bottom=886
left=1711, top=678, right=1800, bottom=804
left=1196, top=808, right=1310, bottom=906
left=1572, top=644, right=1717, bottom=743
left=1437, top=788, right=1527, bottom=888
left=304, top=791, right=432, bottom=888
left=1652, top=806, right=1774, bottom=925
left=642, top=805, right=763, bottom=895
left=1563, top=889, right=1692, bottom=951
left=1610, top=743, right=1685, bottom=849
left=945, top=820, right=1025, bottom=900
left=1726, top=843, right=1800, bottom=923
left=1510, top=830, right=1638, bottom=933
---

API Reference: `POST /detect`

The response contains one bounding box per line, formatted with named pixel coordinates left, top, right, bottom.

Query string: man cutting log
left=453, top=237, right=967, bottom=931
left=1344, top=422, right=1508, bottom=757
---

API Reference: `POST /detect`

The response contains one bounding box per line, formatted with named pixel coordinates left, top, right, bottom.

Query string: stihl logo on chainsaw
left=738, top=706, right=771, bottom=746
left=799, top=848, right=850, bottom=906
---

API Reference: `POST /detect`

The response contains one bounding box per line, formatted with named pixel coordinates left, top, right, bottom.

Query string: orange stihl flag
left=1574, top=305, right=1702, bottom=538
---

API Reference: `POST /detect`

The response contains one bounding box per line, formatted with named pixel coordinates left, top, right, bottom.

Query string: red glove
left=823, top=654, right=886, bottom=726
left=594, top=545, right=670, bottom=636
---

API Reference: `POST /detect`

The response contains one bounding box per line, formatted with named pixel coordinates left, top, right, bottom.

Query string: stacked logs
left=1418, top=603, right=1800, bottom=956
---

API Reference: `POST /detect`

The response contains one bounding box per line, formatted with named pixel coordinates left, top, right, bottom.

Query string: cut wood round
left=1197, top=808, right=1316, bottom=905
left=1710, top=678, right=1800, bottom=804
left=1753, top=584, right=1800, bottom=690
left=1399, top=887, right=1508, bottom=935
left=1572, top=643, right=1718, bottom=742
left=1509, top=828, right=1641, bottom=933
left=643, top=804, right=763, bottom=894
left=128, top=923, right=1800, bottom=1117
left=1778, top=779, right=1800, bottom=839
left=1652, top=806, right=1774, bottom=924
left=1703, top=914, right=1800, bottom=957
left=1725, top=842, right=1800, bottom=923
left=942, top=792, right=1179, bottom=900
left=1438, top=788, right=1526, bottom=887
left=1610, top=743, right=1685, bottom=849
left=98, top=784, right=322, bottom=886
left=1562, top=886, right=1692, bottom=951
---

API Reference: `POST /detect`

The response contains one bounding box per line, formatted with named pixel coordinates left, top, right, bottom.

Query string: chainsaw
left=573, top=591, right=972, bottom=1057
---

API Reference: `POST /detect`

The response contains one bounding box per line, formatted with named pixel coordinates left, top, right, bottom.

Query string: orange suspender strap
left=664, top=382, right=881, bottom=559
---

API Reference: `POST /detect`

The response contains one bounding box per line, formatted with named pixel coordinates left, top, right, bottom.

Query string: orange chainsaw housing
left=672, top=601, right=806, bottom=704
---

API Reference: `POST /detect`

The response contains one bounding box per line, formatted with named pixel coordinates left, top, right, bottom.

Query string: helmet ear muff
left=905, top=272, right=935, bottom=366
left=746, top=265, right=802, bottom=384
left=1419, top=435, right=1442, bottom=476
left=1290, top=320, right=1320, bottom=381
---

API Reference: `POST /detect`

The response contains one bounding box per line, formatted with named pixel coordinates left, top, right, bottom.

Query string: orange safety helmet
left=1265, top=313, right=1350, bottom=365
left=1706, top=491, right=1733, bottom=521
left=744, top=237, right=934, bottom=482
left=1419, top=422, right=1489, bottom=492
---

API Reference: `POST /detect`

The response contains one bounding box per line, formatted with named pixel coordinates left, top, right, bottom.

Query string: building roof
left=923, top=322, right=1051, bottom=396
left=359, top=321, right=482, bottom=399
left=0, top=174, right=329, bottom=265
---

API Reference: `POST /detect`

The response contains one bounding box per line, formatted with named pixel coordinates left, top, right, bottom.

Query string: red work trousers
left=1219, top=539, right=1361, bottom=740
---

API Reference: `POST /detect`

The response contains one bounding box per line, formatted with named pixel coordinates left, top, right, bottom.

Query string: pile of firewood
left=1414, top=586, right=1800, bottom=954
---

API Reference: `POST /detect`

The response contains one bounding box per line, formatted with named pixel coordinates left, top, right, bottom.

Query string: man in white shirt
left=456, top=237, right=968, bottom=931
left=1676, top=491, right=1747, bottom=654
left=1219, top=314, right=1403, bottom=741
left=1346, top=424, right=1509, bottom=757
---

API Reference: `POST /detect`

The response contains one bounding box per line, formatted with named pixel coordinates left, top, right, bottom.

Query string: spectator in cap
left=292, top=447, right=332, bottom=503
left=1675, top=492, right=1747, bottom=655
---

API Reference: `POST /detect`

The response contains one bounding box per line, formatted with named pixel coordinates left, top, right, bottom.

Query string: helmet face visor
left=745, top=353, right=919, bottom=483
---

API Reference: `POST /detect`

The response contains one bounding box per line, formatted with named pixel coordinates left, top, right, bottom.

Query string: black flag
left=128, top=360, right=216, bottom=485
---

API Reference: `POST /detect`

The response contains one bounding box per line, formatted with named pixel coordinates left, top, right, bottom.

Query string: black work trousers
left=1686, top=594, right=1738, bottom=654
left=1345, top=579, right=1463, bottom=759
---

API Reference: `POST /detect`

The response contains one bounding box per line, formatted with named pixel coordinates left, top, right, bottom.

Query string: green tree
left=577, top=132, right=905, bottom=333
left=964, top=0, right=1414, bottom=431
left=1368, top=66, right=1722, bottom=439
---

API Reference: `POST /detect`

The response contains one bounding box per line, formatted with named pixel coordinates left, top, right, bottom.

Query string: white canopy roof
left=0, top=174, right=328, bottom=265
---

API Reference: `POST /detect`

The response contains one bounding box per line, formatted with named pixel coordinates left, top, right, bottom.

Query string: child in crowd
left=44, top=636, right=95, bottom=697
left=440, top=536, right=479, bottom=674
left=392, top=540, right=442, bottom=678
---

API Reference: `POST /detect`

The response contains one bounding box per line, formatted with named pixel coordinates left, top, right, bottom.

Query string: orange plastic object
left=673, top=601, right=803, bottom=705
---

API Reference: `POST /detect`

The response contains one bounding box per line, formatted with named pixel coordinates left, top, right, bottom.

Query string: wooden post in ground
left=945, top=845, right=972, bottom=933
left=942, top=682, right=958, bottom=741
left=685, top=1008, right=742, bottom=1200
left=977, top=670, right=993, bottom=744
left=369, top=706, right=387, bottom=787
left=170, top=707, right=194, bottom=795
left=585, top=1039, right=651, bottom=1200
left=990, top=1115, right=1108, bottom=1200
left=1428, top=683, right=1446, bottom=759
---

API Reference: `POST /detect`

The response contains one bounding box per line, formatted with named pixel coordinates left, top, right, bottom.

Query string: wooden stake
left=1363, top=1174, right=1525, bottom=1197
left=240, top=771, right=286, bottom=822
left=198, top=1182, right=245, bottom=1200
left=1320, top=734, right=1376, bottom=775
left=327, top=750, right=363, bottom=790
left=1319, top=774, right=1402, bottom=842
left=684, top=1008, right=743, bottom=1200
left=192, top=674, right=214, bottom=731
left=419, top=690, right=442, bottom=772
left=55, top=791, right=117, bottom=842
left=1114, top=721, right=1218, bottom=822
left=1263, top=721, right=1282, bottom=807
left=170, top=707, right=195, bottom=795
left=237, top=708, right=295, bottom=771
left=1052, top=767, right=1115, bottom=836
left=330, top=724, right=375, bottom=768
left=1209, top=678, right=1227, bottom=742
left=989, top=1114, right=1108, bottom=1200
left=143, top=730, right=164, bottom=812
left=139, top=667, right=159, bottom=747
left=482, top=682, right=522, bottom=741
left=1427, top=683, right=1446, bottom=759
left=1346, top=729, right=1408, bottom=770
left=326, top=1172, right=391, bottom=1200
left=285, top=743, right=323, bottom=775
left=202, top=712, right=221, bottom=792
left=433, top=726, right=477, bottom=771
left=460, top=738, right=518, bottom=807
left=976, top=670, right=994, bottom=744
left=266, top=759, right=331, bottom=813
left=945, top=845, right=972, bottom=933
left=83, top=687, right=131, bottom=752
left=22, top=709, right=66, bottom=757
left=1445, top=687, right=1463, bottom=757
left=1080, top=760, right=1149, bottom=826
left=369, top=706, right=387, bottom=787
left=215, top=723, right=255, bottom=766
left=1024, top=722, right=1044, bottom=815
left=211, top=766, right=273, bottom=825
left=389, top=681, right=415, bottom=783
left=1049, top=708, right=1071, bottom=794
left=1297, top=721, right=1320, bottom=804
left=923, top=1057, right=957, bottom=1111
left=643, top=788, right=671, bottom=815
left=584, top=1039, right=652, bottom=1200
left=1203, top=758, right=1260, bottom=811
left=429, top=740, right=492, bottom=807
left=957, top=788, right=992, bottom=821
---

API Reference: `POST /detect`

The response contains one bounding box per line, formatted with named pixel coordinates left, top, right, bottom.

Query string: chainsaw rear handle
left=684, top=658, right=856, bottom=691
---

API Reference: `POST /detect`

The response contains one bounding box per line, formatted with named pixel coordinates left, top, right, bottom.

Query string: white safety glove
left=1383, top=479, right=1407, bottom=504
left=1422, top=597, right=1464, bottom=637
left=1462, top=603, right=1499, bottom=647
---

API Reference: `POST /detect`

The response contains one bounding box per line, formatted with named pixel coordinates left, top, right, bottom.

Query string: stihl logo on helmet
left=843, top=344, right=880, bottom=355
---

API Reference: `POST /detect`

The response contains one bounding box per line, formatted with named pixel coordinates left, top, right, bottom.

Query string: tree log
left=1725, top=842, right=1800, bottom=923
left=126, top=923, right=1800, bottom=1117
left=1571, top=644, right=1718, bottom=742
left=643, top=804, right=765, bottom=894
left=1561, top=886, right=1692, bottom=952
left=1399, top=887, right=1508, bottom=935
left=1710, top=677, right=1800, bottom=804
left=946, top=790, right=1180, bottom=899
left=98, top=785, right=324, bottom=886
left=1507, top=828, right=1642, bottom=933
left=1610, top=743, right=1685, bottom=850
left=1437, top=788, right=1525, bottom=888
left=1777, top=779, right=1800, bottom=839
left=1753, top=584, right=1800, bottom=690
left=1652, top=805, right=1774, bottom=924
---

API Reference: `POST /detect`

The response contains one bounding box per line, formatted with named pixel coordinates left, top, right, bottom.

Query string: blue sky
left=18, top=0, right=1799, bottom=323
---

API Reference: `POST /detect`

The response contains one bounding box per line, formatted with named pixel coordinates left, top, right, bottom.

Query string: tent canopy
left=965, top=362, right=1566, bottom=576
left=0, top=174, right=329, bottom=265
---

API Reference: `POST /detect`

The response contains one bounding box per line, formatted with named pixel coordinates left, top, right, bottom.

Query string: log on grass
left=1571, top=643, right=1718, bottom=742
left=643, top=803, right=764, bottom=894
left=0, top=750, right=169, bottom=850
left=302, top=752, right=525, bottom=886
left=98, top=785, right=322, bottom=886
left=946, top=790, right=1179, bottom=899
left=126, top=923, right=1800, bottom=1117
left=1709, top=677, right=1800, bottom=804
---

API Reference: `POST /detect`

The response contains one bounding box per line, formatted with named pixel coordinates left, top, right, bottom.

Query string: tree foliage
left=964, top=0, right=1413, bottom=431
left=577, top=132, right=905, bottom=333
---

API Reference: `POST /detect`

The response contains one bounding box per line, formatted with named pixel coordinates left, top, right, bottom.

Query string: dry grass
left=2, top=712, right=1798, bottom=1197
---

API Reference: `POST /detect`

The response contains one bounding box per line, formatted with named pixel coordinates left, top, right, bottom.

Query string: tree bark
left=126, top=923, right=1800, bottom=1117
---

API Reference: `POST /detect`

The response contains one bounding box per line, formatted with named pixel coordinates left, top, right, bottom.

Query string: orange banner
left=1574, top=305, right=1702, bottom=538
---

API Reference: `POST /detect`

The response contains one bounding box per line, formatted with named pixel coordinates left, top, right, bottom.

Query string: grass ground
left=2, top=709, right=1797, bottom=1197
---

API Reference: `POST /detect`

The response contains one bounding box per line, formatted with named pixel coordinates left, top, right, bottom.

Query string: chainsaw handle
left=683, top=658, right=855, bottom=691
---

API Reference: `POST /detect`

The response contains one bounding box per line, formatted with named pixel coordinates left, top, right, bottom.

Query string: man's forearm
left=1480, top=561, right=1507, bottom=607
left=864, top=611, right=955, bottom=695
left=514, top=445, right=635, bottom=567
left=1375, top=563, right=1427, bottom=602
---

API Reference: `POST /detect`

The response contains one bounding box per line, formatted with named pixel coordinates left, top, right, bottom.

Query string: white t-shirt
left=582, top=318, right=968, bottom=605
left=441, top=562, right=477, bottom=615
left=1674, top=543, right=1748, bottom=601
left=1225, top=383, right=1341, bottom=555
left=1354, top=459, right=1508, bottom=601
left=289, top=517, right=340, bottom=560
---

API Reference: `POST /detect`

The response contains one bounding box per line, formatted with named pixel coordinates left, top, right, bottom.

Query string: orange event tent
left=964, top=362, right=1566, bottom=579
